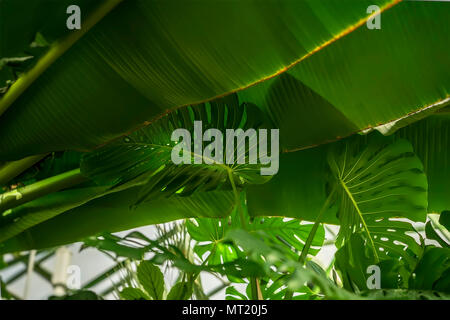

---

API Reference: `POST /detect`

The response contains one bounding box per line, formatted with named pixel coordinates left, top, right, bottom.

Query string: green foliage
left=118, top=260, right=195, bottom=300
left=0, top=0, right=449, bottom=301
left=186, top=194, right=324, bottom=264
left=409, top=246, right=450, bottom=293
left=247, top=146, right=339, bottom=224
left=119, top=287, right=149, bottom=300
left=395, top=114, right=450, bottom=213
left=81, top=94, right=271, bottom=204
left=334, top=214, right=450, bottom=296
left=48, top=290, right=101, bottom=300
left=425, top=219, right=449, bottom=248
left=81, top=233, right=148, bottom=260
left=441, top=211, right=450, bottom=230
left=328, top=136, right=427, bottom=264
left=335, top=233, right=409, bottom=291
left=137, top=261, right=165, bottom=300
left=166, top=281, right=193, bottom=300
left=226, top=286, right=249, bottom=300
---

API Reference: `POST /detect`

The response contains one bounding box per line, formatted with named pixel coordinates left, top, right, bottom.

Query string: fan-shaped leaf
left=81, top=94, right=273, bottom=205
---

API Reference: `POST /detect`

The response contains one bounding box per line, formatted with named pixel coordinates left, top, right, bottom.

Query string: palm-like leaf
left=81, top=94, right=272, bottom=205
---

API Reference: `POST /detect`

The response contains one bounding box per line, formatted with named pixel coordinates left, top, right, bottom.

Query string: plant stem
left=0, top=168, right=86, bottom=213
left=300, top=187, right=336, bottom=264
left=0, top=154, right=47, bottom=186
left=250, top=278, right=260, bottom=300
left=227, top=168, right=246, bottom=229
left=205, top=281, right=231, bottom=299
left=227, top=168, right=262, bottom=300
left=284, top=187, right=336, bottom=300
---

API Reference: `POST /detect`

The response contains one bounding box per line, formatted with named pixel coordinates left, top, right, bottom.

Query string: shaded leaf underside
left=0, top=0, right=448, bottom=160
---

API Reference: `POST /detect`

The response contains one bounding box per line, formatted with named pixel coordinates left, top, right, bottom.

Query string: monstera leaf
left=247, top=113, right=450, bottom=224
left=328, top=136, right=427, bottom=265
left=186, top=193, right=324, bottom=266
left=335, top=233, right=410, bottom=292
left=395, top=113, right=450, bottom=214
left=81, top=94, right=273, bottom=206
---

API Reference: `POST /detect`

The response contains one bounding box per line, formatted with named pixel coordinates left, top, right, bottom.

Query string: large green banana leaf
left=1, top=0, right=449, bottom=161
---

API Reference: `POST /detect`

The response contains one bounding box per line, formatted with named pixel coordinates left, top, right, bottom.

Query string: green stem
left=250, top=278, right=261, bottom=300
left=227, top=168, right=246, bottom=230
left=205, top=282, right=231, bottom=299
left=284, top=187, right=336, bottom=300
left=227, top=168, right=262, bottom=300
left=0, top=168, right=86, bottom=213
left=0, top=154, right=47, bottom=186
left=298, top=190, right=335, bottom=265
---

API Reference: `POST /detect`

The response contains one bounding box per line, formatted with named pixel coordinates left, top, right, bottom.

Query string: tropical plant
left=0, top=0, right=449, bottom=300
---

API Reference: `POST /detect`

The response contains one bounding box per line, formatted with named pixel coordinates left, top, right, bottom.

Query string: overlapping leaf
left=187, top=194, right=325, bottom=267
left=328, top=136, right=427, bottom=265
left=409, top=246, right=450, bottom=293
left=395, top=113, right=450, bottom=213
left=81, top=94, right=272, bottom=205
left=0, top=188, right=234, bottom=253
